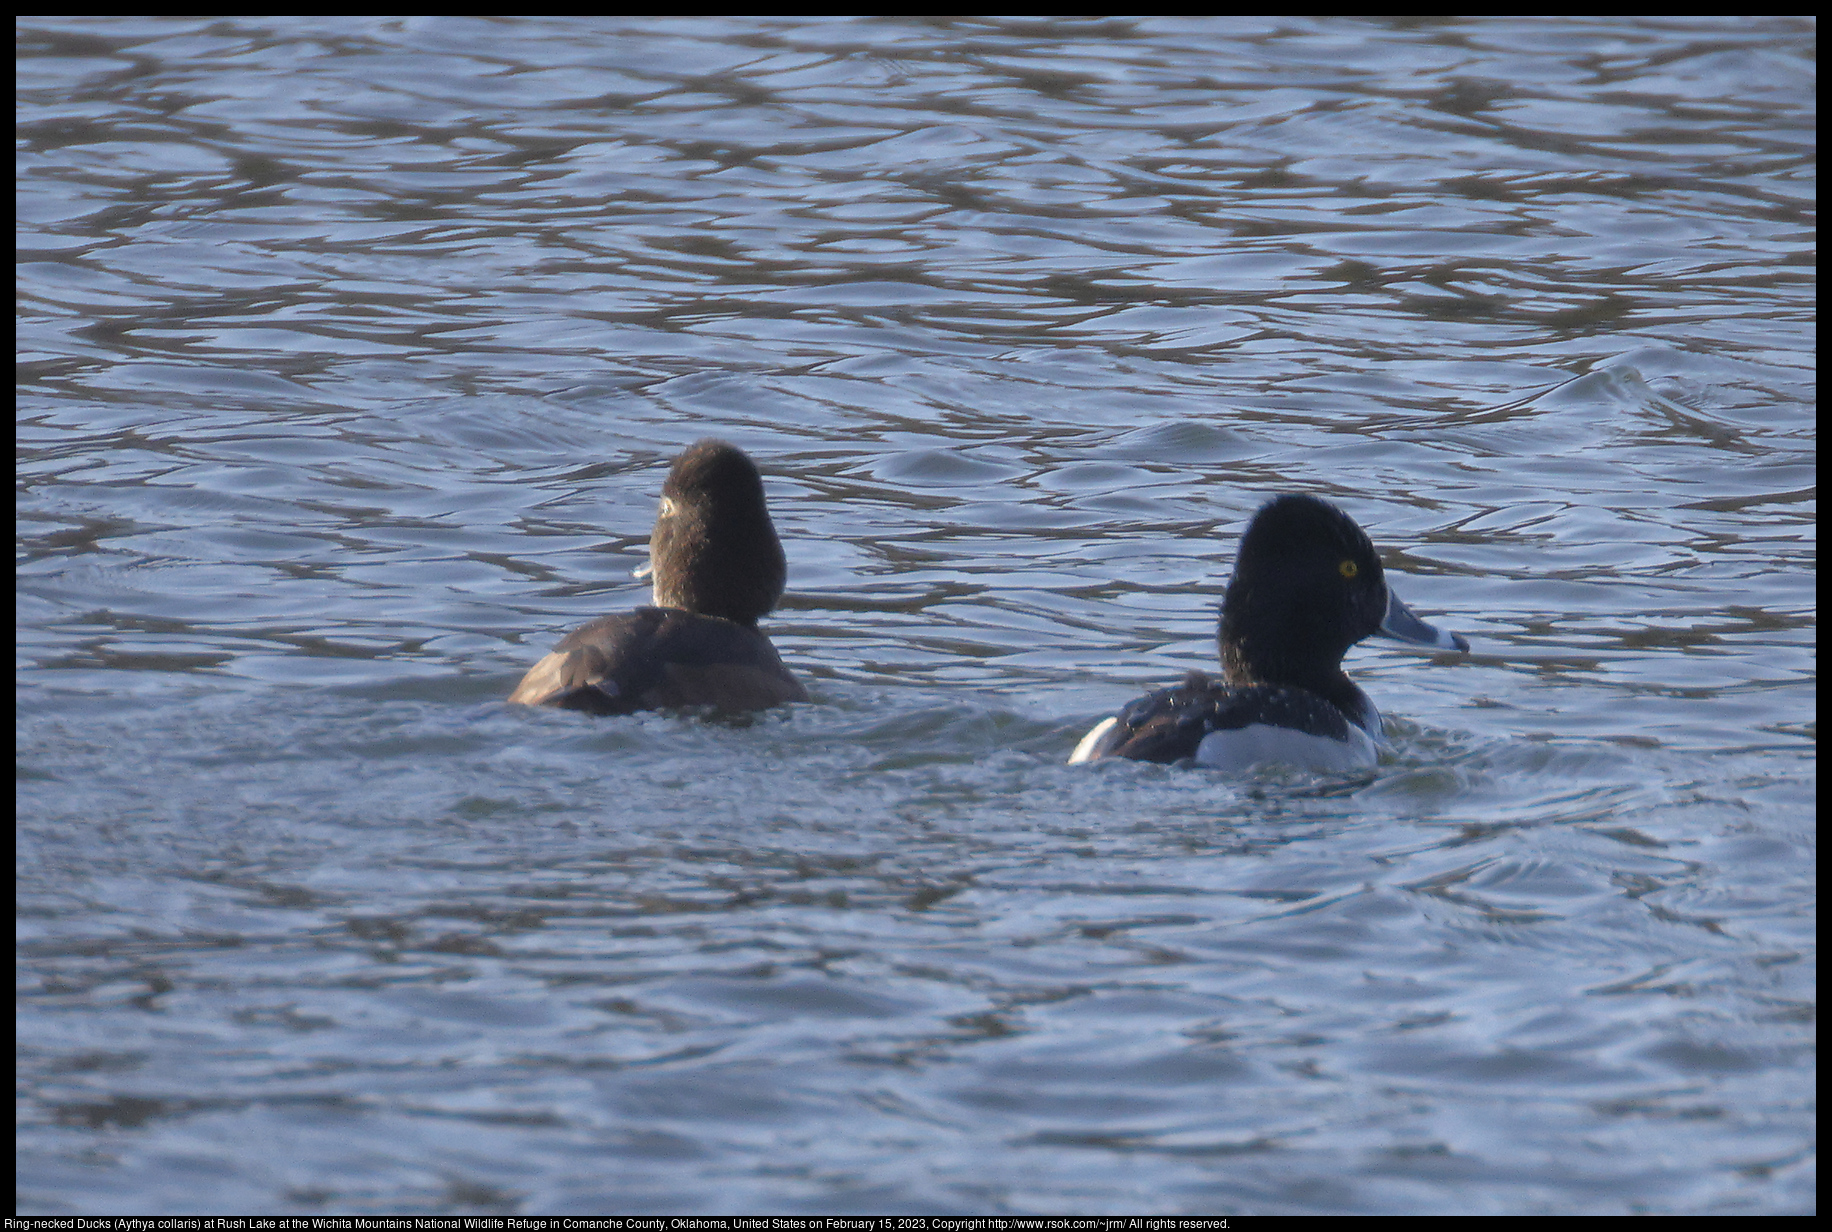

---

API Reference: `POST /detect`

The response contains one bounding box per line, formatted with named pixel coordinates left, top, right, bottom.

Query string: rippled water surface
left=17, top=16, right=1815, bottom=1215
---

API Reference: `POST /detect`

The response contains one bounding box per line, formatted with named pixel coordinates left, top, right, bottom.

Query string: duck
left=509, top=438, right=808, bottom=716
left=1068, top=493, right=1467, bottom=772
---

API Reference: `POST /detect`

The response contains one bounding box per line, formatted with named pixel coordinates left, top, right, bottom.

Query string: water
left=16, top=15, right=1814, bottom=1215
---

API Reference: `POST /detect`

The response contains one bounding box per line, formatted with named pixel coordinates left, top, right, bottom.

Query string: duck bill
left=1379, top=588, right=1470, bottom=653
left=632, top=556, right=658, bottom=607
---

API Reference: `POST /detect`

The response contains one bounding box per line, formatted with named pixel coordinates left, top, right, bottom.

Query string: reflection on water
left=17, top=15, right=1814, bottom=1216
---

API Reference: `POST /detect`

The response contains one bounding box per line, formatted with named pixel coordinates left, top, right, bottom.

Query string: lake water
left=16, top=16, right=1815, bottom=1216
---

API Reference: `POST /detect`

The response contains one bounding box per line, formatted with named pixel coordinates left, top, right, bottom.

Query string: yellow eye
left=1339, top=559, right=1358, bottom=579
left=658, top=497, right=678, bottom=517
